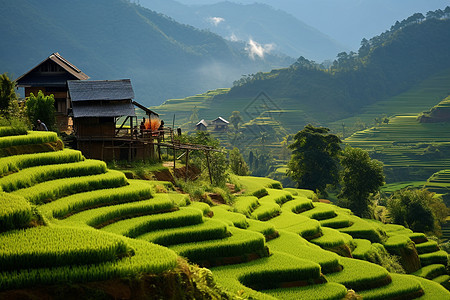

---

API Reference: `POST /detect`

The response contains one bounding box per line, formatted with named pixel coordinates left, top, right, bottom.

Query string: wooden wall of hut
left=74, top=117, right=115, bottom=137
left=77, top=140, right=155, bottom=161
left=24, top=87, right=67, bottom=99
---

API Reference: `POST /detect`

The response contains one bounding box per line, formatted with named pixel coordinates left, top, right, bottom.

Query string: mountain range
left=174, top=0, right=450, bottom=51
left=0, top=0, right=292, bottom=106
left=138, top=0, right=347, bottom=61
left=152, top=9, right=450, bottom=144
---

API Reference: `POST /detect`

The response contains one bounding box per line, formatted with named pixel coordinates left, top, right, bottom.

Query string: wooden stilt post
left=185, top=149, right=189, bottom=181
left=112, top=139, right=115, bottom=161
left=205, top=150, right=213, bottom=184
left=158, top=138, right=161, bottom=161
left=101, top=140, right=104, bottom=161
left=173, top=143, right=176, bottom=174
left=128, top=117, right=133, bottom=162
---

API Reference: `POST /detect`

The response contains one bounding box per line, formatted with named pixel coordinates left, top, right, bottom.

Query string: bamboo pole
left=128, top=117, right=133, bottom=162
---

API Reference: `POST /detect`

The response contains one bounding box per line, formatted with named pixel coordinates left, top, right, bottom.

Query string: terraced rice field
left=147, top=89, right=230, bottom=127
left=345, top=114, right=450, bottom=181
left=331, top=67, right=450, bottom=134
left=0, top=128, right=449, bottom=299
left=423, top=169, right=450, bottom=201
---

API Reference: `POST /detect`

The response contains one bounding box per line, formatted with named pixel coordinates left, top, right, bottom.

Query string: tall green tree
left=26, top=91, right=56, bottom=131
left=0, top=73, right=17, bottom=117
left=287, top=124, right=341, bottom=195
left=338, top=147, right=385, bottom=217
left=208, top=151, right=229, bottom=187
left=387, top=188, right=447, bottom=235
left=229, top=147, right=249, bottom=176
left=229, top=111, right=243, bottom=131
left=248, top=151, right=254, bottom=169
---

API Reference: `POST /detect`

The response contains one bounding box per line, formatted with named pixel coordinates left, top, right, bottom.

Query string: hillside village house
left=195, top=117, right=230, bottom=131
left=211, top=117, right=229, bottom=131
left=196, top=119, right=208, bottom=131
left=16, top=53, right=162, bottom=161
left=68, top=79, right=137, bottom=160
left=15, top=52, right=228, bottom=179
left=15, top=52, right=89, bottom=132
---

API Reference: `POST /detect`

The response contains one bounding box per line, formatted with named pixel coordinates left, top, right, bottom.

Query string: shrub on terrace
left=387, top=188, right=447, bottom=236
left=229, top=147, right=249, bottom=176
left=26, top=91, right=56, bottom=131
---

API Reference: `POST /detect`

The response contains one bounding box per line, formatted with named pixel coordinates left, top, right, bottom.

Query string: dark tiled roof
left=68, top=79, right=135, bottom=102
left=72, top=102, right=136, bottom=118
left=16, top=52, right=89, bottom=85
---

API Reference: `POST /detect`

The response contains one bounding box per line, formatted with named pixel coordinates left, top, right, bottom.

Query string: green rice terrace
left=344, top=101, right=450, bottom=183
left=151, top=68, right=450, bottom=147
left=1, top=129, right=449, bottom=299
left=330, top=68, right=450, bottom=135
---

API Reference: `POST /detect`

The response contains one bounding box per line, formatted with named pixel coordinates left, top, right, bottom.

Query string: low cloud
left=245, top=39, right=275, bottom=60
left=207, top=17, right=225, bottom=26
left=229, top=33, right=239, bottom=42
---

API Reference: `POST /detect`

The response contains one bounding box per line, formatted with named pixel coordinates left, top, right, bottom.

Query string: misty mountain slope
left=224, top=15, right=450, bottom=119
left=0, top=0, right=292, bottom=106
left=138, top=0, right=347, bottom=61
left=153, top=11, right=450, bottom=140
left=175, top=0, right=450, bottom=51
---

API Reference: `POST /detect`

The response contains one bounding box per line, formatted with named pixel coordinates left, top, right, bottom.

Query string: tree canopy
left=229, top=111, right=243, bottom=131
left=0, top=73, right=17, bottom=117
left=387, top=188, right=448, bottom=235
left=229, top=147, right=249, bottom=176
left=338, top=146, right=385, bottom=217
left=287, top=124, right=341, bottom=195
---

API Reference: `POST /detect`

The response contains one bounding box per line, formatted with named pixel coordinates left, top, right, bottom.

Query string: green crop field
left=0, top=129, right=449, bottom=299
left=345, top=115, right=450, bottom=181
left=149, top=68, right=450, bottom=167
left=331, top=68, right=450, bottom=134
left=0, top=192, right=33, bottom=231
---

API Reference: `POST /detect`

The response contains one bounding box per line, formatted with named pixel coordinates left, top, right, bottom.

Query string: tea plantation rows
left=0, top=129, right=449, bottom=299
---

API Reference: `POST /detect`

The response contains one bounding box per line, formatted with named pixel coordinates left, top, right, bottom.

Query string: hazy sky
left=174, top=0, right=450, bottom=50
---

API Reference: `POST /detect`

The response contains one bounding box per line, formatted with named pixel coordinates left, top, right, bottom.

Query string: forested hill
left=0, top=0, right=292, bottom=106
left=138, top=0, right=347, bottom=61
left=222, top=9, right=450, bottom=122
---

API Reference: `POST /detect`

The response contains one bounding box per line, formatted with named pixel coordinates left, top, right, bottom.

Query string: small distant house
left=196, top=119, right=208, bottom=131
left=15, top=52, right=89, bottom=132
left=211, top=117, right=229, bottom=131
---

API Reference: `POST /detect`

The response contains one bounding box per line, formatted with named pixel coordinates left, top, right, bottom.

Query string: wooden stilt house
left=68, top=79, right=157, bottom=161
left=15, top=53, right=89, bottom=132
